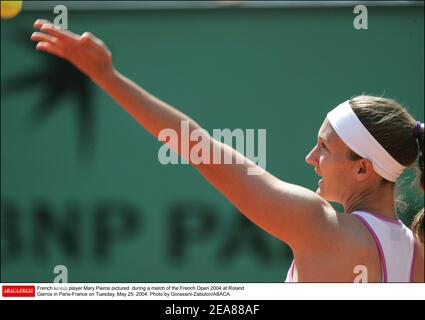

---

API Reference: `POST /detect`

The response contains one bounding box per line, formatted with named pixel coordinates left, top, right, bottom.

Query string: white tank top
left=285, top=210, right=416, bottom=282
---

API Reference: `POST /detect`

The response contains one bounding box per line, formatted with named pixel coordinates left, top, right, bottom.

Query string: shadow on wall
left=1, top=198, right=292, bottom=266
left=1, top=26, right=96, bottom=163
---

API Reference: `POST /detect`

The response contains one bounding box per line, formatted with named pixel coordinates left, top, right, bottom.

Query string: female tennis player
left=30, top=19, right=424, bottom=282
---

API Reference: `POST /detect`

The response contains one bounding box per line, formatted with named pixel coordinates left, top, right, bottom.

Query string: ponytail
left=412, top=122, right=424, bottom=247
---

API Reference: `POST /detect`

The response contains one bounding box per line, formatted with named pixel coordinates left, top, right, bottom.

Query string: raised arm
left=31, top=20, right=338, bottom=251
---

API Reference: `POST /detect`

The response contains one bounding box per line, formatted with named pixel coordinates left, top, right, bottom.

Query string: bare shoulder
left=337, top=213, right=378, bottom=247
left=413, top=239, right=424, bottom=283
left=289, top=199, right=373, bottom=254
left=300, top=208, right=377, bottom=255
left=265, top=182, right=344, bottom=251
left=290, top=208, right=383, bottom=281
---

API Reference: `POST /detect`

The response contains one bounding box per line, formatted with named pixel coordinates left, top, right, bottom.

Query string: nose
left=305, top=145, right=319, bottom=167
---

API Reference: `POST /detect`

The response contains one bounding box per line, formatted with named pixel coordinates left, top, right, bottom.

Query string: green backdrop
left=1, top=4, right=424, bottom=282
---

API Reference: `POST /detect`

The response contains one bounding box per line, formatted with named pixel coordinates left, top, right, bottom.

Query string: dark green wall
left=1, top=5, right=423, bottom=282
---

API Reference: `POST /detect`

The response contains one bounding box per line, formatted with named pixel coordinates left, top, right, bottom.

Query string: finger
left=40, top=24, right=80, bottom=42
left=35, top=42, right=65, bottom=59
left=79, top=32, right=102, bottom=48
left=31, top=32, right=56, bottom=45
left=33, top=19, right=53, bottom=29
left=80, top=32, right=95, bottom=44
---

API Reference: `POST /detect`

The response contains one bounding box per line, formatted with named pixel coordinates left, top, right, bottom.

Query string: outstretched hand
left=31, top=19, right=114, bottom=82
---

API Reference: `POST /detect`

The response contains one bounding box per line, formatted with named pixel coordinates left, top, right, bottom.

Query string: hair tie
left=414, top=121, right=422, bottom=139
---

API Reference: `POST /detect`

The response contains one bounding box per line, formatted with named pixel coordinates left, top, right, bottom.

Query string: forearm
left=95, top=68, right=204, bottom=156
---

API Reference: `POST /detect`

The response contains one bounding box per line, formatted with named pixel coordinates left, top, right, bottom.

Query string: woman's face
left=305, top=119, right=359, bottom=203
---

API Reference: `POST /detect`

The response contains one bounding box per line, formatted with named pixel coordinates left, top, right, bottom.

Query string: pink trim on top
left=359, top=211, right=402, bottom=226
left=410, top=241, right=417, bottom=283
left=352, top=214, right=388, bottom=282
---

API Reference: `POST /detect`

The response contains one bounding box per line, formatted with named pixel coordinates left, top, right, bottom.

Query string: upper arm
left=196, top=139, right=339, bottom=251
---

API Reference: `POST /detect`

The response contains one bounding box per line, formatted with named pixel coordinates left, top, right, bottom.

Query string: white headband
left=327, top=100, right=405, bottom=182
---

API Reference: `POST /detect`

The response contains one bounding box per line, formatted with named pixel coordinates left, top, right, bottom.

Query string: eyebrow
left=318, top=135, right=332, bottom=150
left=318, top=135, right=328, bottom=142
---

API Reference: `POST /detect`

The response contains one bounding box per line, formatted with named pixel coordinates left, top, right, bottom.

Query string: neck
left=343, top=182, right=398, bottom=220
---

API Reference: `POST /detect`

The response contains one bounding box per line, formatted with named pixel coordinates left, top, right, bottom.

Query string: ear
left=354, top=159, right=374, bottom=182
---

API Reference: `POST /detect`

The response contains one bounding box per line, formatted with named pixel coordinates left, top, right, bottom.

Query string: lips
left=315, top=169, right=323, bottom=178
left=316, top=169, right=324, bottom=185
left=314, top=167, right=324, bottom=186
left=314, top=167, right=322, bottom=176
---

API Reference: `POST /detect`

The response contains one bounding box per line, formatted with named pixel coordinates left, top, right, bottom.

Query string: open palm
left=31, top=19, right=114, bottom=82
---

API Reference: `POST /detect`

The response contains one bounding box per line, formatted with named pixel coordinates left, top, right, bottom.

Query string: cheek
left=319, top=155, right=349, bottom=178
left=333, top=161, right=354, bottom=181
left=318, top=154, right=329, bottom=170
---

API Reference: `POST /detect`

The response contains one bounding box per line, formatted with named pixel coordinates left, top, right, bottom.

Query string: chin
left=317, top=188, right=332, bottom=201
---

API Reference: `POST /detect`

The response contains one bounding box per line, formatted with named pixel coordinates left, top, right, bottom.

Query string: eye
left=320, top=142, right=327, bottom=150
